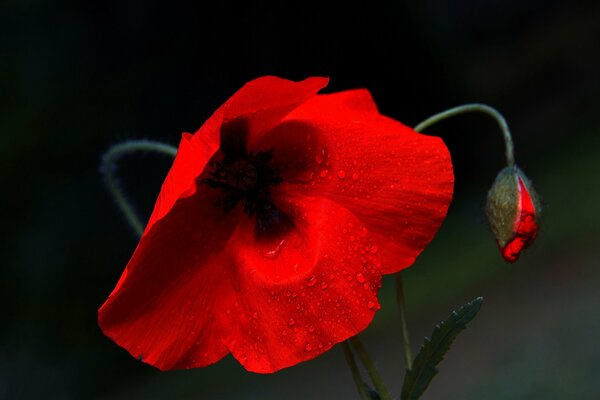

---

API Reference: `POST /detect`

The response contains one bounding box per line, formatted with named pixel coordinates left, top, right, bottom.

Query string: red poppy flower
left=485, top=166, right=540, bottom=263
left=98, top=76, right=454, bottom=373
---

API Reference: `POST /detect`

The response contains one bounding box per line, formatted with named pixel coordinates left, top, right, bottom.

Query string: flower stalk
left=395, top=273, right=413, bottom=371
left=342, top=342, right=371, bottom=400
left=414, top=103, right=515, bottom=166
left=349, top=336, right=392, bottom=400
left=100, top=140, right=177, bottom=237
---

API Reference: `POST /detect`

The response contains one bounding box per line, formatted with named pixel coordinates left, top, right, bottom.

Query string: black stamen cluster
left=202, top=119, right=291, bottom=236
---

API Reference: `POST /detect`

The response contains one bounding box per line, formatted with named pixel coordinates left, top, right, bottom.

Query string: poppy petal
left=271, top=90, right=454, bottom=273
left=98, top=188, right=243, bottom=370
left=217, top=195, right=382, bottom=373
left=501, top=177, right=539, bottom=262
left=221, top=76, right=329, bottom=147
left=145, top=132, right=219, bottom=232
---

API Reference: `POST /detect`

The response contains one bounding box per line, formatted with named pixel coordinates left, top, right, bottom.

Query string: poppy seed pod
left=485, top=166, right=540, bottom=263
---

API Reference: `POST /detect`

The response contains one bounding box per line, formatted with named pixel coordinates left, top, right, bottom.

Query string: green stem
left=100, top=140, right=178, bottom=237
left=414, top=103, right=515, bottom=166
left=395, top=272, right=413, bottom=371
left=350, top=336, right=393, bottom=400
left=342, top=342, right=370, bottom=400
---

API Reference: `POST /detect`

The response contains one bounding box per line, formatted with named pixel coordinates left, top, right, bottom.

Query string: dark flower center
left=202, top=118, right=291, bottom=236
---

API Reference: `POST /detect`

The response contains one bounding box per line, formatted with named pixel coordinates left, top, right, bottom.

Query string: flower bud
left=485, top=166, right=540, bottom=263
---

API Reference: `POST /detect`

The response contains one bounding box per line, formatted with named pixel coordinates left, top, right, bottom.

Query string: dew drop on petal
left=319, top=168, right=329, bottom=178
left=263, top=239, right=287, bottom=259
left=315, top=148, right=325, bottom=164
left=356, top=273, right=366, bottom=283
left=367, top=301, right=376, bottom=309
left=305, top=275, right=317, bottom=287
left=305, top=343, right=312, bottom=352
left=296, top=170, right=314, bottom=182
left=288, top=318, right=296, bottom=326
left=337, top=170, right=346, bottom=179
left=368, top=244, right=378, bottom=254
left=252, top=312, right=259, bottom=319
left=320, top=281, right=328, bottom=289
left=352, top=172, right=359, bottom=180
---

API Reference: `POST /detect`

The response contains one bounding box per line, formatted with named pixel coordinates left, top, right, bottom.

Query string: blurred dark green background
left=2, top=1, right=600, bottom=399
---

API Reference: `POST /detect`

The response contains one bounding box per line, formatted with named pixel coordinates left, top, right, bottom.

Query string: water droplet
left=367, top=301, right=376, bottom=309
left=263, top=239, right=287, bottom=259
left=288, top=318, right=296, bottom=326
left=315, top=148, right=325, bottom=164
left=252, top=312, right=259, bottom=319
left=320, top=281, right=328, bottom=289
left=305, top=343, right=312, bottom=351
left=296, top=170, right=314, bottom=182
left=337, top=170, right=346, bottom=179
left=352, top=172, right=359, bottom=180
left=308, top=325, right=315, bottom=333
left=368, top=244, right=379, bottom=254
left=356, top=273, right=366, bottom=283
left=305, top=275, right=317, bottom=287
left=319, top=168, right=329, bottom=178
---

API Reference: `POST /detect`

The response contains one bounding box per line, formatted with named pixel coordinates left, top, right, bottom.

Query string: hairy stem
left=100, top=140, right=177, bottom=237
left=414, top=103, right=515, bottom=166
left=350, top=336, right=392, bottom=400
left=342, top=342, right=370, bottom=400
left=395, top=272, right=413, bottom=371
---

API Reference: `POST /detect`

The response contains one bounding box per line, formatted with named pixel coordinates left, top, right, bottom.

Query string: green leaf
left=401, top=297, right=484, bottom=400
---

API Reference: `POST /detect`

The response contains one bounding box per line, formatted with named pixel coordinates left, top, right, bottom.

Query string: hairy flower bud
left=485, top=166, right=540, bottom=263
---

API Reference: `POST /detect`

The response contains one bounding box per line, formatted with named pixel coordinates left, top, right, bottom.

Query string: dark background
left=2, top=1, right=600, bottom=398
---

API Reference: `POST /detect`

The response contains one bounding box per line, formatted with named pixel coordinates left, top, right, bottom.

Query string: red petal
left=221, top=76, right=329, bottom=148
left=259, top=90, right=454, bottom=273
left=145, top=76, right=328, bottom=232
left=501, top=177, right=538, bottom=262
left=98, top=189, right=243, bottom=370
left=217, top=195, right=382, bottom=373
left=145, top=132, right=218, bottom=232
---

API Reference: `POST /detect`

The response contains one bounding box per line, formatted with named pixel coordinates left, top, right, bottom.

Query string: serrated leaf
left=401, top=297, right=484, bottom=400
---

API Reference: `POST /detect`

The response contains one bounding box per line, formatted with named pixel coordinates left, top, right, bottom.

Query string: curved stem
left=100, top=140, right=178, bottom=237
left=342, top=342, right=370, bottom=400
left=350, top=336, right=393, bottom=400
left=395, top=272, right=413, bottom=371
left=414, top=103, right=515, bottom=166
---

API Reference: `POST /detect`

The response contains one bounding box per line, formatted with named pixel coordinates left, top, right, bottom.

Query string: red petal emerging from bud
left=500, top=177, right=539, bottom=262
left=485, top=166, right=540, bottom=263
